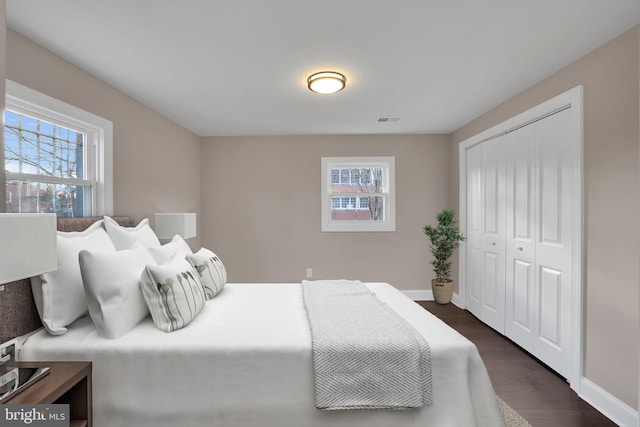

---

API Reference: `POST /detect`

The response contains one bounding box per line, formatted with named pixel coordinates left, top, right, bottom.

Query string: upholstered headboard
left=0, top=216, right=134, bottom=344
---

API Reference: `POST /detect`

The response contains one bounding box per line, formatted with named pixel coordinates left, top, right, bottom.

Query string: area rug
left=497, top=395, right=532, bottom=427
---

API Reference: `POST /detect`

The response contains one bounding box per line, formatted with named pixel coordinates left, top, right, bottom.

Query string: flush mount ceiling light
left=307, top=71, right=346, bottom=94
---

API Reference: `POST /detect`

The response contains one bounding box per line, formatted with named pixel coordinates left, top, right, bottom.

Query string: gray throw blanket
left=301, top=280, right=432, bottom=410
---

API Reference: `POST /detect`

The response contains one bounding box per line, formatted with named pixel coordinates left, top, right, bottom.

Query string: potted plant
left=423, top=209, right=465, bottom=304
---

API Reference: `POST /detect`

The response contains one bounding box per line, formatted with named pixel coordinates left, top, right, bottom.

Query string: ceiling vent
left=377, top=117, right=401, bottom=122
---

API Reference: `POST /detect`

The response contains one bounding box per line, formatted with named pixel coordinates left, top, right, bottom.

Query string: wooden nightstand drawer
left=6, top=361, right=92, bottom=427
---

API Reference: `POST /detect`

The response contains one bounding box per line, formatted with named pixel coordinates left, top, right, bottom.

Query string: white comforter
left=19, top=283, right=505, bottom=427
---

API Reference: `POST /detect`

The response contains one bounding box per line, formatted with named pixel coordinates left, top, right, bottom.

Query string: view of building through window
left=4, top=110, right=90, bottom=217
left=329, top=167, right=384, bottom=221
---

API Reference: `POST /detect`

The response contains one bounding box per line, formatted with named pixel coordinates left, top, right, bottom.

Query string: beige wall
left=201, top=135, right=450, bottom=290
left=451, top=26, right=640, bottom=408
left=5, top=30, right=203, bottom=248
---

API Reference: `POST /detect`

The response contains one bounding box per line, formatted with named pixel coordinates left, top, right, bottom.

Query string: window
left=331, top=168, right=374, bottom=186
left=330, top=196, right=371, bottom=211
left=4, top=80, right=113, bottom=217
left=321, top=156, right=395, bottom=232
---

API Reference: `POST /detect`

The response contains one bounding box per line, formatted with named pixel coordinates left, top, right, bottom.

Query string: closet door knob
left=491, top=242, right=496, bottom=246
left=517, top=246, right=524, bottom=251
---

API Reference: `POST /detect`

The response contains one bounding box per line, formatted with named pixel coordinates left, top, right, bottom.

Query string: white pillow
left=141, top=257, right=206, bottom=332
left=147, top=234, right=193, bottom=264
left=31, top=220, right=116, bottom=335
left=186, top=248, right=227, bottom=300
left=79, top=245, right=156, bottom=339
left=104, top=216, right=161, bottom=250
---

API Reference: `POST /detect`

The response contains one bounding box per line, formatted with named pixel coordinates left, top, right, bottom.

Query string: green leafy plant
left=423, top=210, right=465, bottom=282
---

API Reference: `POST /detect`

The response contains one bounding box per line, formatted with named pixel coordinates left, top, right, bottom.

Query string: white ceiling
left=6, top=1, right=640, bottom=137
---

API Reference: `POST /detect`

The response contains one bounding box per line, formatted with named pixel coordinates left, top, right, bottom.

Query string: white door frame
left=457, top=85, right=583, bottom=391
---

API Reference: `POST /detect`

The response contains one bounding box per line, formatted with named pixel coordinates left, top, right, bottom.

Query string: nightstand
left=5, top=361, right=92, bottom=427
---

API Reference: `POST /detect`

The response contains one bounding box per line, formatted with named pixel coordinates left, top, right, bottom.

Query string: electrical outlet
left=306, top=268, right=313, bottom=279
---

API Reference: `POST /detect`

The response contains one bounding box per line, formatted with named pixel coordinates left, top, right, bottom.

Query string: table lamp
left=0, top=213, right=56, bottom=403
left=154, top=213, right=197, bottom=239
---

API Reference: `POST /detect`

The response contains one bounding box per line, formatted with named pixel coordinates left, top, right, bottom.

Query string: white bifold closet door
left=504, top=121, right=536, bottom=351
left=465, top=143, right=483, bottom=319
left=467, top=108, right=574, bottom=379
left=465, top=136, right=506, bottom=334
left=480, top=137, right=506, bottom=333
left=506, top=108, right=574, bottom=378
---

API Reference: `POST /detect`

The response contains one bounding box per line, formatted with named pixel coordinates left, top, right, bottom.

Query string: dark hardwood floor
left=418, top=301, right=618, bottom=427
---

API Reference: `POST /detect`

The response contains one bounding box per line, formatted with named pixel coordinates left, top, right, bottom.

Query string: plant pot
left=432, top=278, right=454, bottom=304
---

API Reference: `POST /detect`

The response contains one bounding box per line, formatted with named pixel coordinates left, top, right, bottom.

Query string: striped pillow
left=187, top=248, right=227, bottom=300
left=140, top=257, right=206, bottom=332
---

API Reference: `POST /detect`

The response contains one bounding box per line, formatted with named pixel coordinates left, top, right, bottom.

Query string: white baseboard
left=579, top=377, right=639, bottom=427
left=451, top=292, right=464, bottom=308
left=402, top=290, right=434, bottom=301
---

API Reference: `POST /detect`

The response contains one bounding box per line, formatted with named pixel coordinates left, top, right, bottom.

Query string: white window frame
left=321, top=156, right=395, bottom=232
left=5, top=80, right=113, bottom=216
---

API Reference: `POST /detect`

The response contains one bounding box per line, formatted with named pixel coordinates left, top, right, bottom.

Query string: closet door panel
left=505, top=126, right=536, bottom=351
left=512, top=260, right=533, bottom=326
left=465, top=143, right=483, bottom=318
left=533, top=109, right=573, bottom=378
left=480, top=138, right=506, bottom=333
left=482, top=252, right=501, bottom=312
left=539, top=266, right=562, bottom=348
left=539, top=137, right=562, bottom=244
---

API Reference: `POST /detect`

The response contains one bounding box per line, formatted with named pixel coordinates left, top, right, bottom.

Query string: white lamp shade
left=0, top=213, right=57, bottom=283
left=154, top=213, right=197, bottom=239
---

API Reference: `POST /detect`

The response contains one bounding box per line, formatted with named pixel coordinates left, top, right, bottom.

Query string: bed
left=11, top=217, right=505, bottom=427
